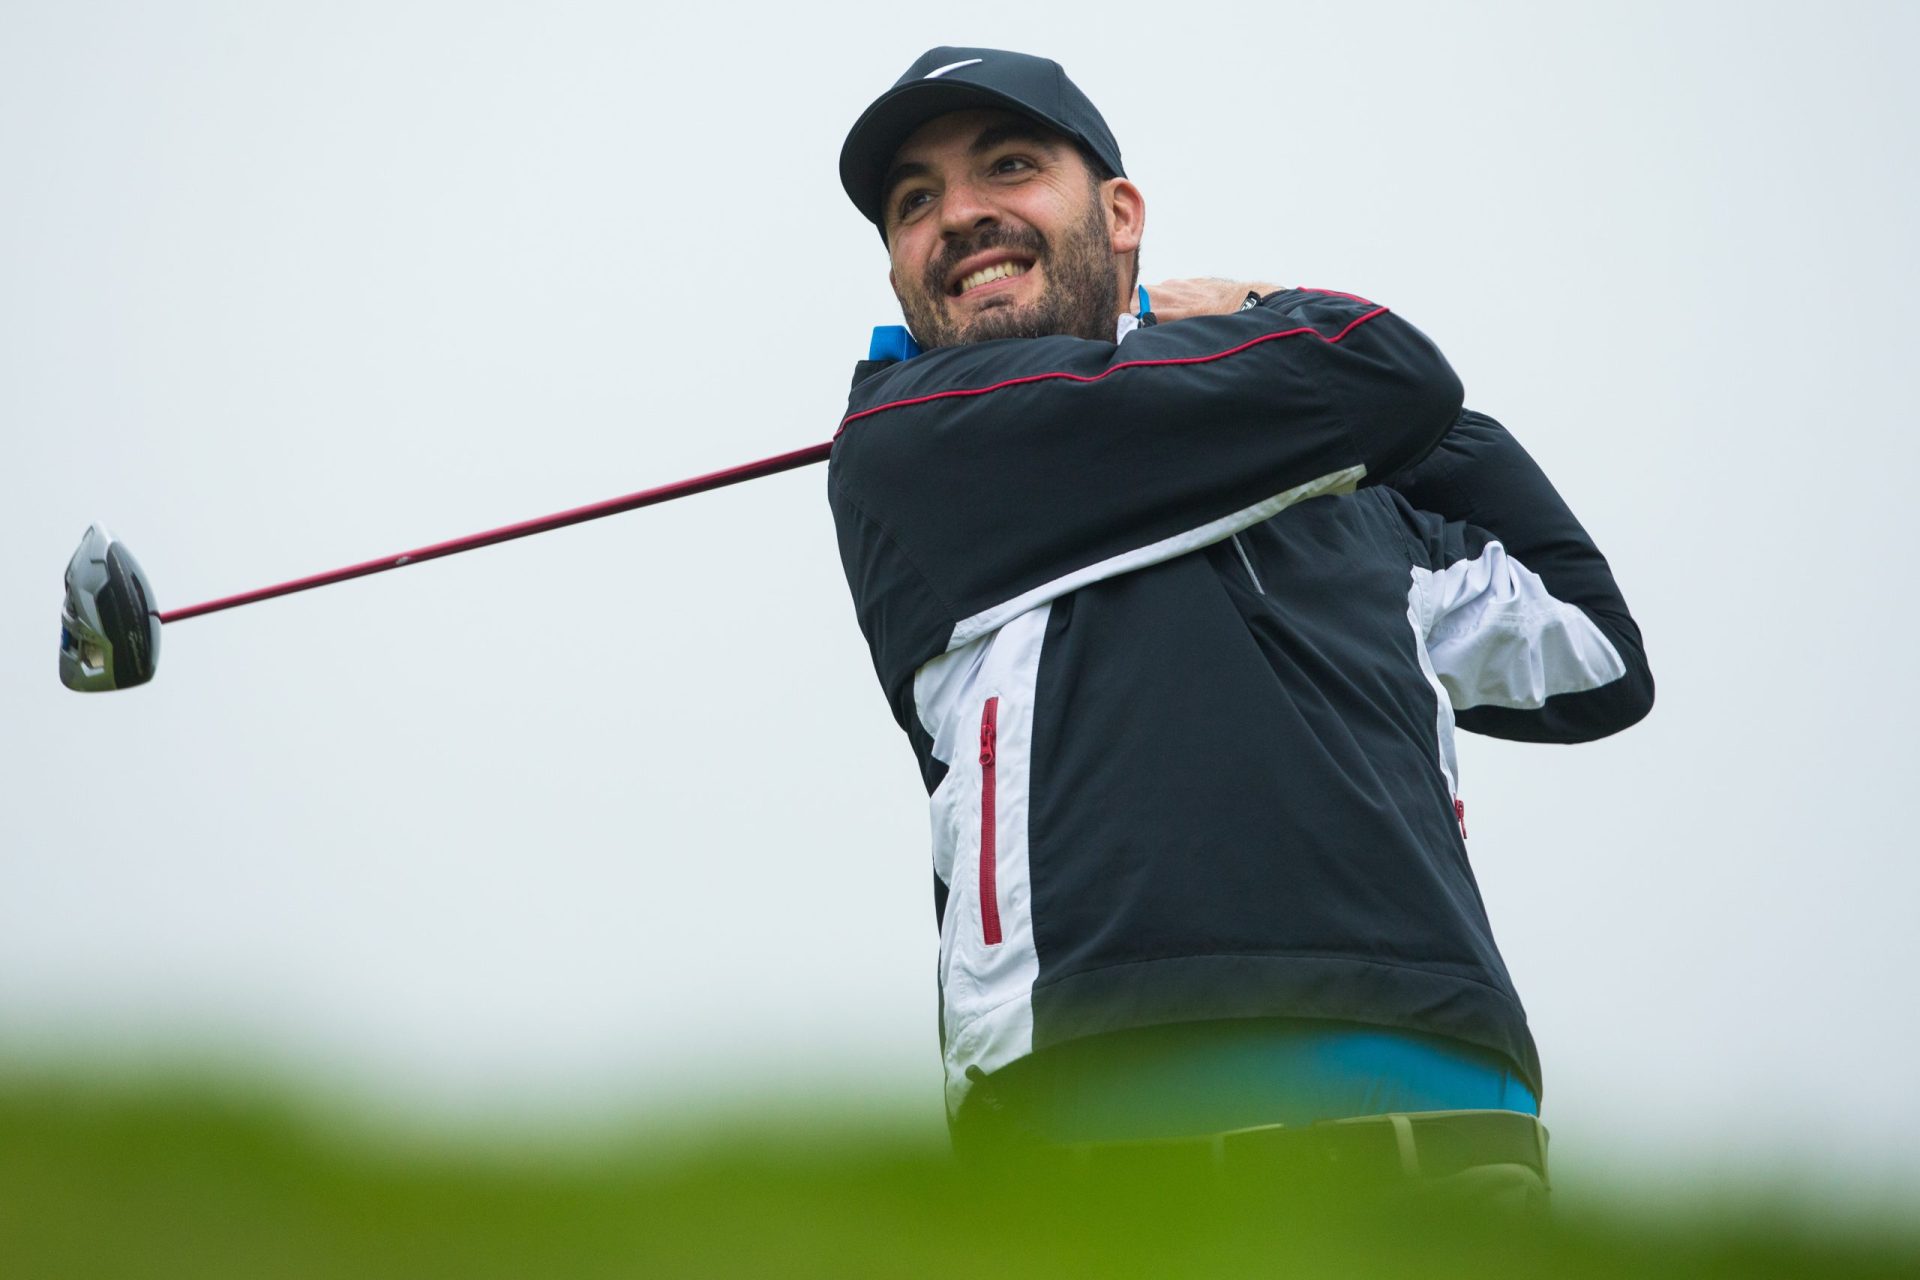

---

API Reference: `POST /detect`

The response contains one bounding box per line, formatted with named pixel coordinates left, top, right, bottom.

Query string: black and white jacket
left=827, top=288, right=1653, bottom=1117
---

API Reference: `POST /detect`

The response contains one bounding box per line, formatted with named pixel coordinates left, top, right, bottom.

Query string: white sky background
left=3, top=1, right=1915, bottom=1193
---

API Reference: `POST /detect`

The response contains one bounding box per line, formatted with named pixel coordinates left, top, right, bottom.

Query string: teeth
left=958, top=261, right=1029, bottom=294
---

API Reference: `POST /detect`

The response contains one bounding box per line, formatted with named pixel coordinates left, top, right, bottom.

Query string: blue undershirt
left=974, top=1019, right=1539, bottom=1144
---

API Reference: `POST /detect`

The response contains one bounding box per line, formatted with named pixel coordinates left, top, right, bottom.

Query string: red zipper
left=979, top=698, right=1002, bottom=946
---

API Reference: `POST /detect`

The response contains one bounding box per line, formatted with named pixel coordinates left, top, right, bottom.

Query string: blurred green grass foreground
left=2, top=1069, right=1916, bottom=1279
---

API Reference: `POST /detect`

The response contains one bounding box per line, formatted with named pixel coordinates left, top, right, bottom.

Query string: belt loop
left=1388, top=1114, right=1421, bottom=1178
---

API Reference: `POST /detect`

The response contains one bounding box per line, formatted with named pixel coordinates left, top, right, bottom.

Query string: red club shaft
left=157, top=442, right=832, bottom=624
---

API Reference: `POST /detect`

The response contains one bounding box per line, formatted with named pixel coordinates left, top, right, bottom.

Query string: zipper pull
left=979, top=716, right=996, bottom=766
left=1455, top=797, right=1468, bottom=840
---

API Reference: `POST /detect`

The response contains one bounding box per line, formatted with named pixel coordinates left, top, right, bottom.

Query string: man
left=828, top=48, right=1653, bottom=1182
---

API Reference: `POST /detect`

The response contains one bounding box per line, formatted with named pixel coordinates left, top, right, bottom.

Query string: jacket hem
left=1027, top=952, right=1543, bottom=1101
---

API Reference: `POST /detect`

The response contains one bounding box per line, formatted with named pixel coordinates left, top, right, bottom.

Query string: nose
left=937, top=174, right=998, bottom=239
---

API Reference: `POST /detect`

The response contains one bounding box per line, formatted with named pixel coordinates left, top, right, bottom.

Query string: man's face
left=881, top=108, right=1139, bottom=348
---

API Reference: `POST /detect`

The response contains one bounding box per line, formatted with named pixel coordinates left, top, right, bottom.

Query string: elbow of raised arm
left=1563, top=615, right=1657, bottom=741
left=1582, top=668, right=1655, bottom=742
left=1608, top=646, right=1657, bottom=734
left=1350, top=318, right=1465, bottom=482
left=1415, top=362, right=1467, bottom=471
left=1561, top=638, right=1656, bottom=742
left=1587, top=603, right=1656, bottom=737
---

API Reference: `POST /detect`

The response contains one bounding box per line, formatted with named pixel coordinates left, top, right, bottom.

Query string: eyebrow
left=880, top=120, right=1066, bottom=216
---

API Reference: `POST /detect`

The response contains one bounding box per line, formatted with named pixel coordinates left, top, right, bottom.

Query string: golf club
left=59, top=441, right=832, bottom=692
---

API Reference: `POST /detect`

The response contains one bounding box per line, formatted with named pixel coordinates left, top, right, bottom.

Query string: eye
left=896, top=188, right=934, bottom=222
left=990, top=155, right=1035, bottom=176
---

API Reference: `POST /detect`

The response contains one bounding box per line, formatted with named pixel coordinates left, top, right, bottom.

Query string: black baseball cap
left=839, top=47, right=1126, bottom=236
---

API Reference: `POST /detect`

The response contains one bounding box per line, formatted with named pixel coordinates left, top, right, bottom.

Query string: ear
left=1104, top=178, right=1145, bottom=256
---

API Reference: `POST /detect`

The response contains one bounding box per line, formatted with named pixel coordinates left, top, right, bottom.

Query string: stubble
left=899, top=198, right=1120, bottom=349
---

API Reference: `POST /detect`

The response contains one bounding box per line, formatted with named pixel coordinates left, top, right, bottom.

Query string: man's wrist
left=1216, top=279, right=1282, bottom=314
left=1135, top=278, right=1290, bottom=323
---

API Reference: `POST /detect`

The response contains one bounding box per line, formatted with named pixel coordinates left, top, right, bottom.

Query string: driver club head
left=60, top=524, right=161, bottom=692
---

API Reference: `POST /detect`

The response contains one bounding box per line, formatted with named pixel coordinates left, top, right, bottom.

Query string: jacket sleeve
left=1387, top=409, right=1654, bottom=743
left=828, top=288, right=1463, bottom=713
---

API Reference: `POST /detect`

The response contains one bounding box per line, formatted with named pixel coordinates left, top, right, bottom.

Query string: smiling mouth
left=951, top=259, right=1034, bottom=297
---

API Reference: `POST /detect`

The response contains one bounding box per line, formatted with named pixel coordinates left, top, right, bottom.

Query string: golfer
left=828, top=48, right=1653, bottom=1189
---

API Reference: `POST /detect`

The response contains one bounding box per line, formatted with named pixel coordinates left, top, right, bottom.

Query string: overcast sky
left=4, top=1, right=1915, bottom=1192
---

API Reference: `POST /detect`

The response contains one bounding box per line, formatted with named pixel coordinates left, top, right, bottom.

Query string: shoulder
left=841, top=336, right=1111, bottom=424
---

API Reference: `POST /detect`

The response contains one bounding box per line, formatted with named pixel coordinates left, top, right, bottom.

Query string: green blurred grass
left=1, top=1072, right=1914, bottom=1279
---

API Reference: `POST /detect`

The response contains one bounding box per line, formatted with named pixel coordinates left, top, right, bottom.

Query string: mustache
left=925, top=226, right=1049, bottom=298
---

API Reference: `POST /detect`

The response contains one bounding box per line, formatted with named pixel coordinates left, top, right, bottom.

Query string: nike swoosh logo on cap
left=923, top=58, right=983, bottom=79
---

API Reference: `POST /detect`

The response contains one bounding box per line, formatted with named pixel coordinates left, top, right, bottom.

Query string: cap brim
left=839, top=80, right=1085, bottom=233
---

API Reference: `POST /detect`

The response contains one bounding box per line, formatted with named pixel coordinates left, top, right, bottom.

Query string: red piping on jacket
left=979, top=697, right=1002, bottom=947
left=835, top=306, right=1390, bottom=436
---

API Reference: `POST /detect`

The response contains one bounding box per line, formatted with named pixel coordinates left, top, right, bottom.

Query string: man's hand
left=1139, top=278, right=1285, bottom=324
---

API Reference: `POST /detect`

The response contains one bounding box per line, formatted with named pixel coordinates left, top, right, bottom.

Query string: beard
left=898, top=200, right=1121, bottom=349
